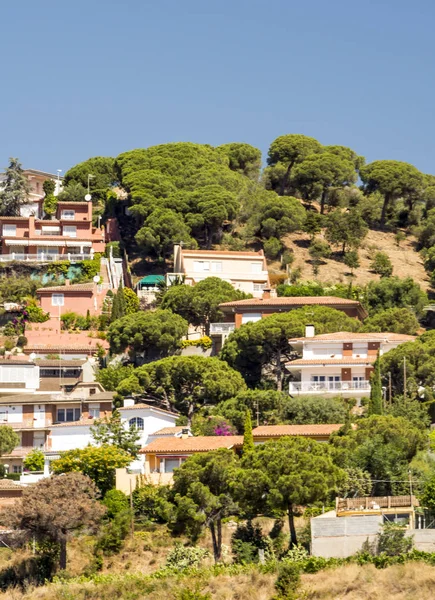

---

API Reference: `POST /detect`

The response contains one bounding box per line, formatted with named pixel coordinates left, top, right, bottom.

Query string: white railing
left=167, top=271, right=269, bottom=283
left=35, top=230, right=61, bottom=236
left=0, top=253, right=91, bottom=262
left=289, top=380, right=371, bottom=393
left=210, top=323, right=236, bottom=335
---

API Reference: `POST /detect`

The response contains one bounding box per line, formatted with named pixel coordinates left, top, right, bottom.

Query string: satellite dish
left=85, top=194, right=92, bottom=202
left=93, top=275, right=100, bottom=284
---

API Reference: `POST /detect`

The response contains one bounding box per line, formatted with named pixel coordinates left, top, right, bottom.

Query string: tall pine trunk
left=380, top=193, right=391, bottom=227
left=276, top=349, right=282, bottom=392
left=279, top=161, right=295, bottom=196
left=320, top=189, right=328, bottom=214
left=59, top=536, right=67, bottom=570
left=209, top=520, right=222, bottom=562
left=288, top=503, right=298, bottom=547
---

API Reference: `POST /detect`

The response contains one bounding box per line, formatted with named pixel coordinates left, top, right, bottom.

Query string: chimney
left=65, top=279, right=70, bottom=286
left=262, top=288, right=271, bottom=300
left=181, top=428, right=190, bottom=439
left=305, top=324, right=315, bottom=338
left=123, top=396, right=135, bottom=408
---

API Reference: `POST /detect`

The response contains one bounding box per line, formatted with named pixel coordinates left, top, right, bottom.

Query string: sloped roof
left=140, top=435, right=244, bottom=454
left=286, top=357, right=374, bottom=367
left=252, top=424, right=343, bottom=437
left=220, top=296, right=364, bottom=308
left=36, top=283, right=94, bottom=293
left=0, top=479, right=24, bottom=490
left=289, top=332, right=416, bottom=343
left=181, top=249, right=264, bottom=257
left=118, top=403, right=178, bottom=417
left=151, top=426, right=186, bottom=436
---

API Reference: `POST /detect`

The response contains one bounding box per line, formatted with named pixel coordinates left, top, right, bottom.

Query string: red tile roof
left=252, top=424, right=343, bottom=437
left=140, top=435, right=244, bottom=454
left=151, top=426, right=186, bottom=436
left=220, top=296, right=364, bottom=308
left=50, top=419, right=96, bottom=428
left=286, top=357, right=374, bottom=367
left=289, top=332, right=416, bottom=343
left=181, top=249, right=264, bottom=257
left=118, top=403, right=178, bottom=417
left=36, top=283, right=94, bottom=293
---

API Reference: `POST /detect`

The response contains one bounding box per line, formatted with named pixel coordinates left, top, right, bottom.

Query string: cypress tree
left=110, top=290, right=120, bottom=322
left=243, top=409, right=254, bottom=454
left=369, top=352, right=383, bottom=415
left=117, top=280, right=126, bottom=318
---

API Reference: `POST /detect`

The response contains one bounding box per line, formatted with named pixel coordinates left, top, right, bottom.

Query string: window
left=52, top=293, right=64, bottom=307
left=62, top=210, right=75, bottom=220
left=13, top=465, right=22, bottom=474
left=57, top=408, right=80, bottom=422
left=2, top=224, right=16, bottom=237
left=253, top=283, right=266, bottom=292
left=193, top=261, right=210, bottom=272
left=241, top=313, right=262, bottom=324
left=129, top=417, right=144, bottom=430
left=353, top=376, right=365, bottom=389
left=211, top=261, right=222, bottom=273
left=164, top=458, right=180, bottom=473
left=63, top=226, right=77, bottom=238
left=89, top=404, right=100, bottom=419
left=251, top=263, right=262, bottom=273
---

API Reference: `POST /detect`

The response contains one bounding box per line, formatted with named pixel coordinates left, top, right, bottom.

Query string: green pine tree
left=369, top=352, right=383, bottom=415
left=110, top=290, right=120, bottom=322
left=0, top=158, right=30, bottom=216
left=243, top=409, right=254, bottom=454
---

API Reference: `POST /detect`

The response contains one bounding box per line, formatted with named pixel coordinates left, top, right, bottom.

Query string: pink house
left=36, top=281, right=107, bottom=317
left=0, top=201, right=105, bottom=262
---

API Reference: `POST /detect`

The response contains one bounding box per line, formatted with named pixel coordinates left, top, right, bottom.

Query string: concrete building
left=0, top=201, right=105, bottom=262
left=167, top=244, right=270, bottom=297
left=286, top=329, right=415, bottom=397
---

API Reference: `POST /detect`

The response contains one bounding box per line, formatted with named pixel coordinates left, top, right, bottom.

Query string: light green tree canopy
left=217, top=143, right=262, bottom=180
left=0, top=425, right=20, bottom=456
left=362, top=308, right=419, bottom=335
left=325, top=210, right=368, bottom=253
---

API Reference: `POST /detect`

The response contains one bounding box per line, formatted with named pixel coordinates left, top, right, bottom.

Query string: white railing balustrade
left=0, top=253, right=91, bottom=262
left=210, top=323, right=236, bottom=335
left=289, top=380, right=371, bottom=393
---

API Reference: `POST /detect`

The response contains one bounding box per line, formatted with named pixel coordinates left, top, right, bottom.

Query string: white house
left=286, top=327, right=415, bottom=397
left=0, top=359, right=40, bottom=395
left=167, top=244, right=270, bottom=297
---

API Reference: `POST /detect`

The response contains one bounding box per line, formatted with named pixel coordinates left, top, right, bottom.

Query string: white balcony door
left=34, top=405, right=45, bottom=427
left=37, top=246, right=59, bottom=257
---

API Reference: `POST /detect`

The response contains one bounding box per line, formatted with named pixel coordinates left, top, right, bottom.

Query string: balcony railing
left=289, top=380, right=370, bottom=393
left=35, top=230, right=61, bottom=236
left=210, top=323, right=236, bottom=335
left=0, top=253, right=91, bottom=263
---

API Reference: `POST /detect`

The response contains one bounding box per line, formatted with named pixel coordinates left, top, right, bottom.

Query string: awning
left=32, top=240, right=65, bottom=247
left=138, top=275, right=165, bottom=286
left=4, top=240, right=29, bottom=246
left=65, top=241, right=92, bottom=247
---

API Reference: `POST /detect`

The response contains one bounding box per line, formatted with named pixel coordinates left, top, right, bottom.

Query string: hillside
left=273, top=229, right=429, bottom=290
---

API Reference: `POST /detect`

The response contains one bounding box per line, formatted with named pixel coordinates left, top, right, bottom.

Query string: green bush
left=180, top=336, right=212, bottom=351
left=95, top=510, right=132, bottom=556
left=371, top=252, right=393, bottom=277
left=103, top=489, right=129, bottom=519
left=16, top=336, right=27, bottom=348
left=232, top=521, right=270, bottom=564
left=105, top=242, right=122, bottom=258
left=166, top=543, right=210, bottom=572
left=23, top=449, right=44, bottom=472
left=274, top=562, right=300, bottom=599
left=132, top=479, right=172, bottom=523
left=264, top=237, right=283, bottom=260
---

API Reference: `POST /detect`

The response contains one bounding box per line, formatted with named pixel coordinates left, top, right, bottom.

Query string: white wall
left=50, top=426, right=93, bottom=451
left=302, top=340, right=406, bottom=360
left=0, top=405, right=23, bottom=423
left=119, top=407, right=177, bottom=448
left=0, top=364, right=40, bottom=391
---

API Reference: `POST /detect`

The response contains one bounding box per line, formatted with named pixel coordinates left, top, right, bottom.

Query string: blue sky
left=1, top=0, right=434, bottom=175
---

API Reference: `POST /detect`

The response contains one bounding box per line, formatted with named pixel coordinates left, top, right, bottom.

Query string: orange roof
left=289, top=332, right=416, bottom=343
left=220, top=295, right=365, bottom=309
left=286, top=357, right=373, bottom=367
left=151, top=426, right=186, bottom=435
left=50, top=419, right=96, bottom=428
left=37, top=283, right=94, bottom=293
left=252, top=424, right=343, bottom=437
left=140, top=435, right=244, bottom=454
left=181, top=249, right=264, bottom=258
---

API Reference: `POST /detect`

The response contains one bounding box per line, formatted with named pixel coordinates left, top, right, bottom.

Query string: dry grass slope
left=275, top=229, right=429, bottom=289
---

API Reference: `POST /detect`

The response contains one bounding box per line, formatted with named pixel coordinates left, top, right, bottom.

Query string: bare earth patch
left=276, top=229, right=429, bottom=290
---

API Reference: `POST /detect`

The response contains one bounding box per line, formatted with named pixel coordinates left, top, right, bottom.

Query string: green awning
left=138, top=275, right=165, bottom=287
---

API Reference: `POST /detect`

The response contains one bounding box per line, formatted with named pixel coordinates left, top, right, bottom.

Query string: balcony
left=0, top=253, right=91, bottom=263
left=210, top=323, right=236, bottom=335
left=35, top=230, right=61, bottom=236
left=289, top=380, right=371, bottom=394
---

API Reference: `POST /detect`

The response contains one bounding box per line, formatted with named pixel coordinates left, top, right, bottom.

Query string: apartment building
left=0, top=359, right=40, bottom=395
left=286, top=328, right=415, bottom=397
left=0, top=388, right=113, bottom=473
left=167, top=244, right=270, bottom=297
left=0, top=201, right=104, bottom=262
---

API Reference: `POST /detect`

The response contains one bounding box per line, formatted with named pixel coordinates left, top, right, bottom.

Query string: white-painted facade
left=0, top=362, right=40, bottom=393
left=167, top=244, right=270, bottom=297
left=118, top=402, right=178, bottom=449
left=286, top=329, right=415, bottom=396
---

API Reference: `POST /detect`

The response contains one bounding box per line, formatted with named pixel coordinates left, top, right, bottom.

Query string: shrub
left=232, top=521, right=270, bottom=564
left=105, top=242, right=121, bottom=258
left=23, top=449, right=44, bottom=472
left=371, top=252, right=393, bottom=277
left=274, top=562, right=300, bottom=599
left=4, top=338, right=14, bottom=351
left=133, top=478, right=172, bottom=523
left=377, top=523, right=413, bottom=556
left=166, top=543, right=210, bottom=571
left=180, top=336, right=212, bottom=351
left=95, top=510, right=131, bottom=556
left=281, top=544, right=309, bottom=563
left=103, top=489, right=129, bottom=519
left=25, top=299, right=49, bottom=323
left=16, top=336, right=27, bottom=348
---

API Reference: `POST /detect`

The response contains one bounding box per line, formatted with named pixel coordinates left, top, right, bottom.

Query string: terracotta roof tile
left=181, top=249, right=264, bottom=257
left=151, top=426, right=186, bottom=436
left=220, top=296, right=363, bottom=308
left=36, top=283, right=94, bottom=293
left=289, top=332, right=416, bottom=342
left=37, top=360, right=86, bottom=367
left=286, top=357, right=374, bottom=366
left=50, top=419, right=95, bottom=428
left=252, top=424, right=343, bottom=437
left=140, top=435, right=244, bottom=454
left=0, top=479, right=24, bottom=490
